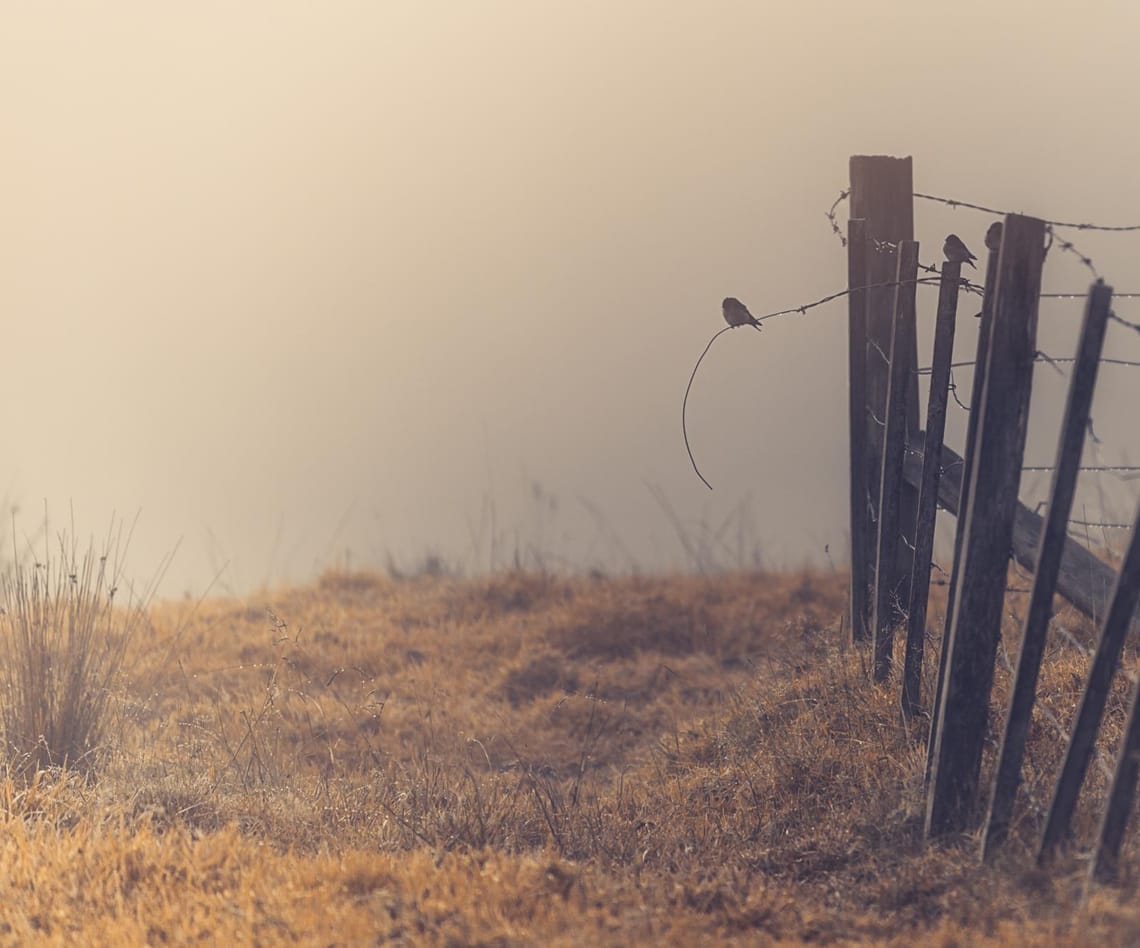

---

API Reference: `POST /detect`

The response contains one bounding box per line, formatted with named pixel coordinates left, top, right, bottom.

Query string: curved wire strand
left=682, top=326, right=734, bottom=490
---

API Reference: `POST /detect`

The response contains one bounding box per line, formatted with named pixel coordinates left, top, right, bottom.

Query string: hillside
left=0, top=568, right=1137, bottom=944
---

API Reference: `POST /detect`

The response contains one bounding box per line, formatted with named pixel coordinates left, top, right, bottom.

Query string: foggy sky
left=4, top=2, right=1140, bottom=597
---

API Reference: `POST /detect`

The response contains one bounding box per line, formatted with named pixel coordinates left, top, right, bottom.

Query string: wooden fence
left=847, top=154, right=1140, bottom=885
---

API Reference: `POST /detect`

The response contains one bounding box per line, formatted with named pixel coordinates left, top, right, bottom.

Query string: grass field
left=1, top=565, right=1139, bottom=944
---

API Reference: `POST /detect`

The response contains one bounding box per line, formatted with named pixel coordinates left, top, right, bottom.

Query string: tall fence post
left=925, top=229, right=1001, bottom=784
left=982, top=280, right=1113, bottom=860
left=849, top=156, right=917, bottom=642
left=926, top=214, right=1045, bottom=838
left=902, top=260, right=961, bottom=716
left=848, top=218, right=871, bottom=643
left=872, top=241, right=919, bottom=680
left=1039, top=501, right=1140, bottom=862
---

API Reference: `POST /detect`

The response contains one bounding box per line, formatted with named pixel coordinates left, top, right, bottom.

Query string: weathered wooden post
left=1091, top=659, right=1140, bottom=885
left=926, top=214, right=1045, bottom=838
left=902, top=260, right=961, bottom=716
left=872, top=241, right=919, bottom=680
left=848, top=218, right=871, bottom=643
left=982, top=280, right=1113, bottom=860
left=1040, top=501, right=1140, bottom=862
left=925, top=227, right=1001, bottom=784
left=849, top=156, right=917, bottom=645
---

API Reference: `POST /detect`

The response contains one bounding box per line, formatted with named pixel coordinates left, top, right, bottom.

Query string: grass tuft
left=0, top=536, right=145, bottom=780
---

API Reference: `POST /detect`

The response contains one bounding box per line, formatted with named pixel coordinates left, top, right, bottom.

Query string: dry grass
left=0, top=565, right=1138, bottom=943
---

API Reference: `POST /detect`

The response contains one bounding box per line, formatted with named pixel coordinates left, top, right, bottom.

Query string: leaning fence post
left=872, top=241, right=919, bottom=681
left=926, top=214, right=1045, bottom=838
left=902, top=260, right=961, bottom=716
left=982, top=280, right=1113, bottom=860
left=1039, top=500, right=1140, bottom=863
left=848, top=218, right=871, bottom=643
left=1090, top=670, right=1140, bottom=886
left=925, top=229, right=1000, bottom=784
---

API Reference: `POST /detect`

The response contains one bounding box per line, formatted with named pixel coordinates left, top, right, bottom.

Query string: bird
left=943, top=234, right=977, bottom=269
left=985, top=222, right=1003, bottom=252
left=722, top=297, right=762, bottom=331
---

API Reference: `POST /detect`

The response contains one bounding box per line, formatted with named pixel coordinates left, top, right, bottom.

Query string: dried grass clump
left=0, top=536, right=148, bottom=780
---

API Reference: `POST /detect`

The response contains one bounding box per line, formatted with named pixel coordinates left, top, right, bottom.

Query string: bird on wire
left=985, top=221, right=1003, bottom=253
left=722, top=297, right=762, bottom=331
left=943, top=233, right=978, bottom=269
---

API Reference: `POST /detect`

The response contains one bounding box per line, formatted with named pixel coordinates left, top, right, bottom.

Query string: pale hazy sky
left=3, top=3, right=1140, bottom=596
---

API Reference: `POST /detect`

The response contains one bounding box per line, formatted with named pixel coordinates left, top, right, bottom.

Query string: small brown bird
left=985, top=221, right=1003, bottom=252
left=722, top=297, right=762, bottom=331
left=943, top=234, right=978, bottom=269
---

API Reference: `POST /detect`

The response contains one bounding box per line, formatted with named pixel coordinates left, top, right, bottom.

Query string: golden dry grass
left=1, top=566, right=1139, bottom=944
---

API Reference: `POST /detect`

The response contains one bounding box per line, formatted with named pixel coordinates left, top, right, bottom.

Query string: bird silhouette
left=984, top=222, right=1003, bottom=253
left=943, top=234, right=978, bottom=269
left=722, top=297, right=762, bottom=331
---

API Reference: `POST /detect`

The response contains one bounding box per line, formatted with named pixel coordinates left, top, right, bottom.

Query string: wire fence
left=687, top=181, right=1140, bottom=547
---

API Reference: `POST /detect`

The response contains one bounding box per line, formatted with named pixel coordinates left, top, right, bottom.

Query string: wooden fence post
left=926, top=214, right=1045, bottom=838
left=1091, top=660, right=1140, bottom=885
left=982, top=281, right=1113, bottom=860
left=925, top=231, right=1000, bottom=783
left=872, top=241, right=919, bottom=680
left=1039, top=501, right=1140, bottom=862
left=849, top=156, right=917, bottom=639
left=848, top=218, right=871, bottom=643
left=902, top=260, right=961, bottom=716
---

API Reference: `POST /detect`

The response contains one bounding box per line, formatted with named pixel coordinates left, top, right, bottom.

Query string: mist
left=3, top=2, right=1140, bottom=596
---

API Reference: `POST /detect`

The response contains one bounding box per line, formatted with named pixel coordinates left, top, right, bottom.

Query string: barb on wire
left=1048, top=227, right=1100, bottom=278
left=682, top=326, right=733, bottom=490
left=1069, top=518, right=1133, bottom=530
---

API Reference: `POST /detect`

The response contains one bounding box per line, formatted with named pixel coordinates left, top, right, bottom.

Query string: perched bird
left=943, top=233, right=977, bottom=269
left=722, top=297, right=762, bottom=331
left=985, top=221, right=1003, bottom=252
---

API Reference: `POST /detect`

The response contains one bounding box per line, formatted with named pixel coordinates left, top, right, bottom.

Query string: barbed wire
left=928, top=351, right=1140, bottom=380
left=1041, top=292, right=1140, bottom=299
left=1022, top=464, right=1140, bottom=475
left=756, top=275, right=946, bottom=325
left=825, top=189, right=850, bottom=245
left=912, top=192, right=1140, bottom=233
left=1047, top=229, right=1100, bottom=279
left=688, top=186, right=1140, bottom=491
left=1035, top=354, right=1140, bottom=370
